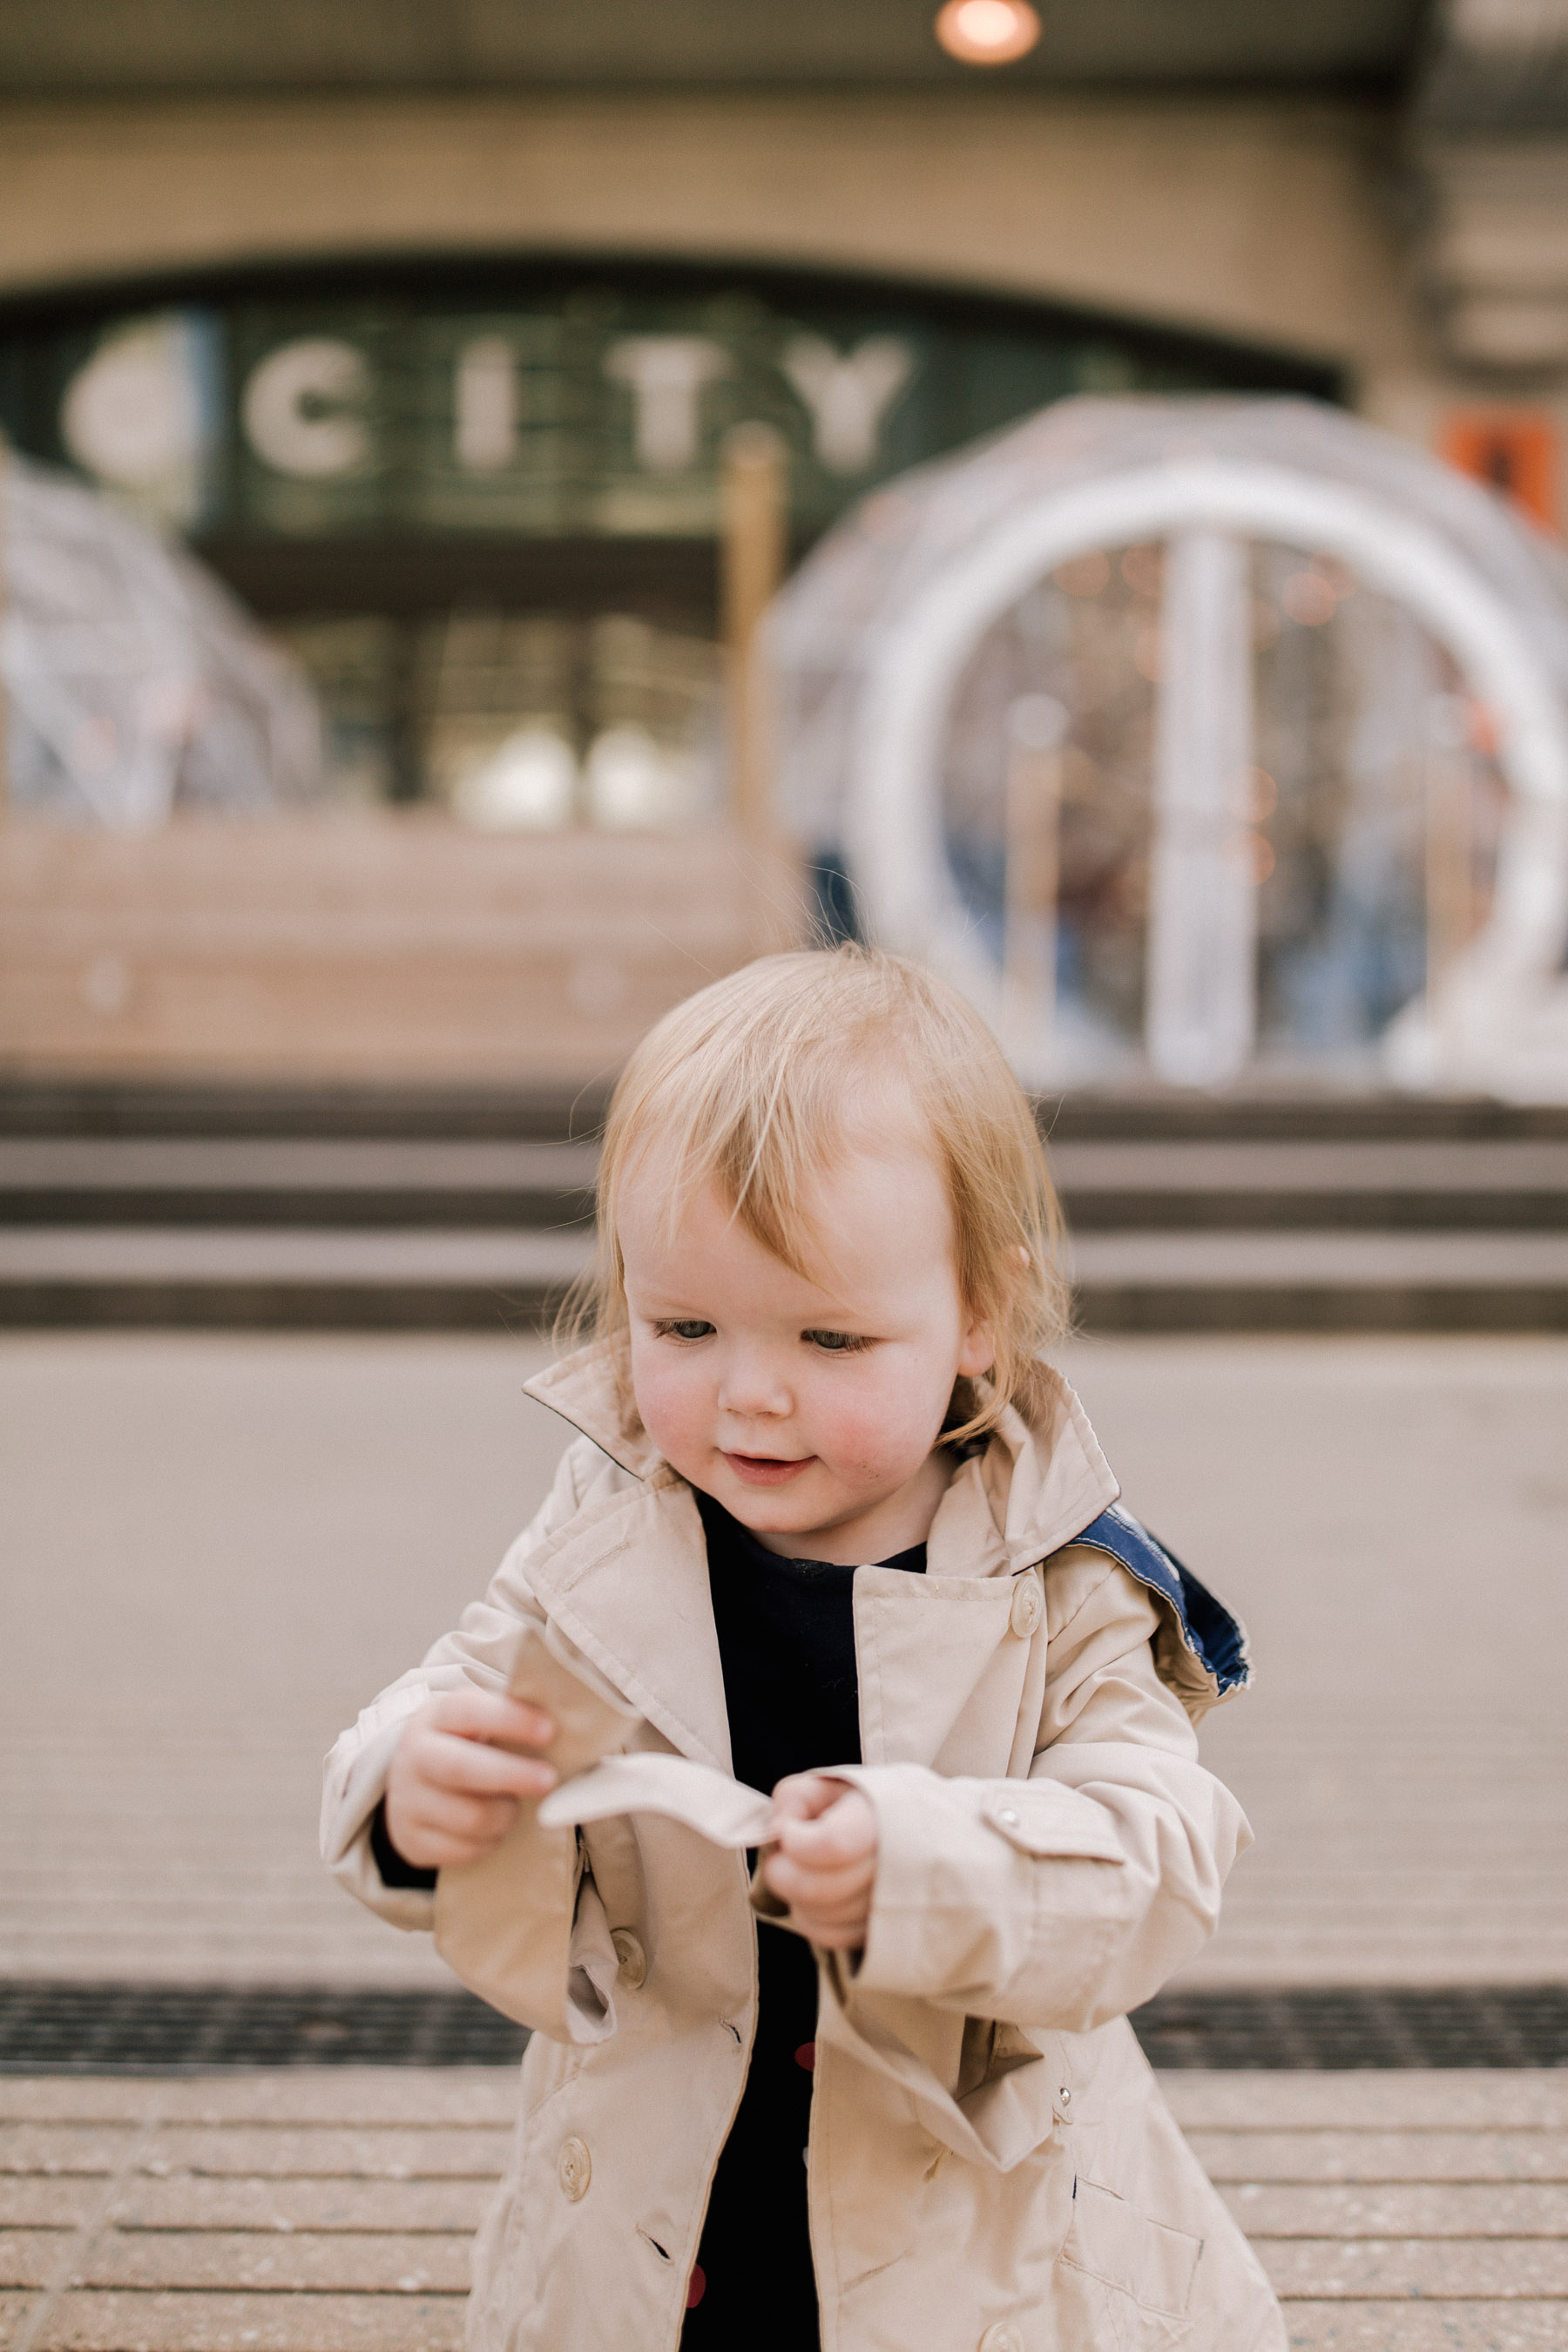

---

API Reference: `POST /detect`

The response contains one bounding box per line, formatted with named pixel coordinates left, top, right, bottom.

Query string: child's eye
left=803, top=1328, right=869, bottom=1355
left=656, top=1319, right=715, bottom=1342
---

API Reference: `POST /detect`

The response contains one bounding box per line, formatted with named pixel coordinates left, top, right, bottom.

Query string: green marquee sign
left=0, top=265, right=1337, bottom=551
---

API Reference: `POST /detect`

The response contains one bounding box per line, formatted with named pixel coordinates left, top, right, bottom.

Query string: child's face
left=618, top=1119, right=994, bottom=1564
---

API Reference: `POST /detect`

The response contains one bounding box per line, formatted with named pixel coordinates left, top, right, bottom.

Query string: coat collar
left=518, top=1344, right=1121, bottom=1774
left=524, top=1343, right=1120, bottom=1576
left=525, top=1343, right=663, bottom=1479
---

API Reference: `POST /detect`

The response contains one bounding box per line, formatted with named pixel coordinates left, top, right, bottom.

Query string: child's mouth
left=722, top=1451, right=812, bottom=1486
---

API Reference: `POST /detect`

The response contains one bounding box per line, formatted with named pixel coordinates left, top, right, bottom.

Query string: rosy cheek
left=631, top=1347, right=705, bottom=1462
left=817, top=1396, right=902, bottom=1481
left=819, top=1376, right=938, bottom=1483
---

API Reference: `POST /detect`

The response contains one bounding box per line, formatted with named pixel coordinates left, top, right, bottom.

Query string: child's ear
left=956, top=1246, right=1026, bottom=1378
left=956, top=1315, right=996, bottom=1380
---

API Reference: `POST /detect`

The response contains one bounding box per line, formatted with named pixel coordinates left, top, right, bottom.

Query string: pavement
left=1058, top=1333, right=1568, bottom=1989
left=1, top=1334, right=567, bottom=1989
left=3, top=1328, right=1564, bottom=1988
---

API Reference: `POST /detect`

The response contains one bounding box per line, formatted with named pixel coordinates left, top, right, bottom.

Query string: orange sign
left=1440, top=413, right=1559, bottom=534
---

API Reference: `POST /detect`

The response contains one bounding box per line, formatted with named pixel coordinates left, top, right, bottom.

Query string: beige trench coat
left=322, top=1346, right=1286, bottom=2352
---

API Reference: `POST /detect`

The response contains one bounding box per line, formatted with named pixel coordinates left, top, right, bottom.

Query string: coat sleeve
left=318, top=1437, right=602, bottom=1932
left=832, top=1552, right=1252, bottom=2032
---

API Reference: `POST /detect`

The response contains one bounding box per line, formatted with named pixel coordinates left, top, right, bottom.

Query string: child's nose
left=717, top=1354, right=791, bottom=1418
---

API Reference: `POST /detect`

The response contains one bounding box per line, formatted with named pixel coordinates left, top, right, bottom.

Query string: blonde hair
left=561, top=944, right=1071, bottom=1446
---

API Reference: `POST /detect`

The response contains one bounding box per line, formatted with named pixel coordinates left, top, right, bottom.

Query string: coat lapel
left=854, top=1371, right=1121, bottom=1777
left=522, top=1350, right=733, bottom=1774
left=523, top=1477, right=734, bottom=1775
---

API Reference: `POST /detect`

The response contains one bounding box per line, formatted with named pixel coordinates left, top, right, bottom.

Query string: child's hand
left=384, top=1690, right=558, bottom=1870
left=763, top=1774, right=879, bottom=1951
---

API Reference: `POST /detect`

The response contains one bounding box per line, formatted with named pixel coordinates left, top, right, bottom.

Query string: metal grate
left=0, top=1981, right=1565, bottom=2072
left=1132, top=1983, right=1568, bottom=2069
left=0, top=1983, right=527, bottom=2072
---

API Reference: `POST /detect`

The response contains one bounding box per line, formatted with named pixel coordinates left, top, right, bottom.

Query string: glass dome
left=767, top=395, right=1568, bottom=1100
left=2, top=452, right=321, bottom=828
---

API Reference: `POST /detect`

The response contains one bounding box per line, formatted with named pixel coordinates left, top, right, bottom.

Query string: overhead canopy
left=0, top=0, right=1423, bottom=93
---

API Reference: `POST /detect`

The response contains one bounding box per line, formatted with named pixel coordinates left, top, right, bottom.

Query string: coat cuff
left=319, top=1686, right=437, bottom=1933
left=828, top=1761, right=1125, bottom=2006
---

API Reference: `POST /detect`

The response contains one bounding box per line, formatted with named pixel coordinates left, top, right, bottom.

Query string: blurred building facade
left=2, top=1, right=1566, bottom=1088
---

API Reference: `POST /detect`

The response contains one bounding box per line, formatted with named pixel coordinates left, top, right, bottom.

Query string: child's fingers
left=412, top=1785, right=522, bottom=1846
left=773, top=1795, right=877, bottom=1868
left=768, top=1828, right=878, bottom=1888
left=423, top=1688, right=557, bottom=1754
left=762, top=1786, right=878, bottom=1943
left=420, top=1727, right=556, bottom=1799
left=769, top=1771, right=848, bottom=1825
left=396, top=1824, right=509, bottom=1867
left=382, top=1782, right=522, bottom=1869
left=760, top=1854, right=873, bottom=1947
left=385, top=1694, right=561, bottom=1869
left=763, top=1847, right=875, bottom=1913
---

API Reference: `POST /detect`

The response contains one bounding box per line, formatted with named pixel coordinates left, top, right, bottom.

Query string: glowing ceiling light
left=935, top=0, right=1041, bottom=66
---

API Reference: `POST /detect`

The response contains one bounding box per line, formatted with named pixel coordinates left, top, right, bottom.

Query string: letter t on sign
left=604, top=337, right=731, bottom=471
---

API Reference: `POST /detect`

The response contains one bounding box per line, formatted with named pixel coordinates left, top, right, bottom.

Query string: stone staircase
left=2, top=1084, right=1565, bottom=1331
left=1047, top=1098, right=1568, bottom=1331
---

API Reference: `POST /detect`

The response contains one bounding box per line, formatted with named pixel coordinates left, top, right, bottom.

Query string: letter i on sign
left=455, top=339, right=518, bottom=472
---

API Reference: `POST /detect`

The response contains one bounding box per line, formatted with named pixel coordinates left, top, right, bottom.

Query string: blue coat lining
left=1056, top=1504, right=1252, bottom=1696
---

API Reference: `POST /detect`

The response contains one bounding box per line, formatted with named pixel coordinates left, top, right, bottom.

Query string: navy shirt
left=682, top=1492, right=927, bottom=2351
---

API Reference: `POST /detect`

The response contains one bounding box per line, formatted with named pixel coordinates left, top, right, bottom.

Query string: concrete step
left=1068, top=1228, right=1568, bottom=1329
left=1051, top=1139, right=1568, bottom=1229
left=3, top=2071, right=1565, bottom=2352
left=3, top=1224, right=1566, bottom=1329
left=4, top=1078, right=1568, bottom=1146
left=3, top=1135, right=1566, bottom=1233
left=0, top=1139, right=598, bottom=1227
left=0, top=1227, right=593, bottom=1328
left=3, top=1084, right=1566, bottom=1328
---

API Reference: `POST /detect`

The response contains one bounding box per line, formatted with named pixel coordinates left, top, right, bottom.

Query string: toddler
left=322, top=945, right=1285, bottom=2352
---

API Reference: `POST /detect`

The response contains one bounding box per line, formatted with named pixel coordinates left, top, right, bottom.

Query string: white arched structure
left=767, top=398, right=1568, bottom=1099
left=1, top=454, right=321, bottom=827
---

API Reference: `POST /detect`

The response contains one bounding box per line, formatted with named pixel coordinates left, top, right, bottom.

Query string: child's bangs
left=610, top=953, right=899, bottom=1286
left=616, top=1033, right=847, bottom=1285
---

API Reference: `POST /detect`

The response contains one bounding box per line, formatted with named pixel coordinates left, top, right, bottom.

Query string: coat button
left=612, top=1930, right=647, bottom=1990
left=557, top=2138, right=591, bottom=2201
left=979, top=2326, right=1024, bottom=2352
left=1009, top=1577, right=1043, bottom=1639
